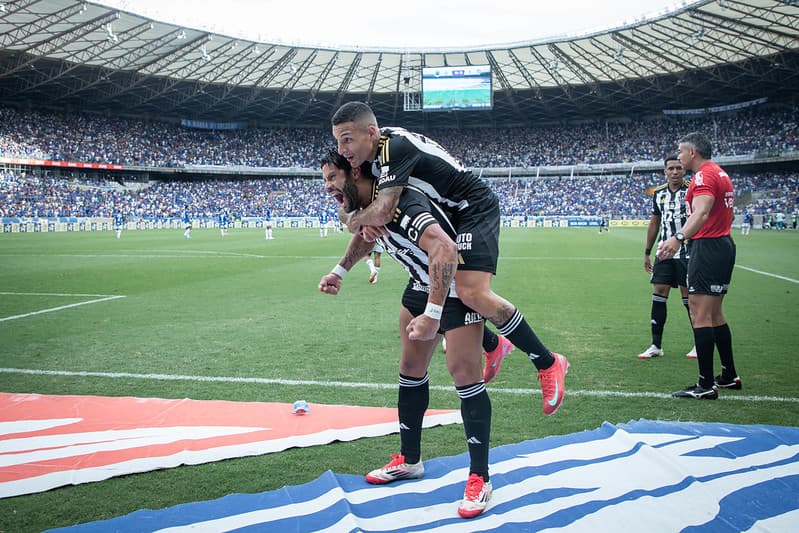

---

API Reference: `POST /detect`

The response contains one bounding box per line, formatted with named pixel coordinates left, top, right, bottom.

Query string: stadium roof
left=0, top=0, right=797, bottom=127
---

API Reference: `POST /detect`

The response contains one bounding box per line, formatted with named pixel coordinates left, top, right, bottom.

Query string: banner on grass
left=52, top=420, right=799, bottom=532
left=0, top=392, right=461, bottom=498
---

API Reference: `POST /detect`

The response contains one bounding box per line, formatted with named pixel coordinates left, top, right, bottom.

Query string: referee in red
left=657, top=132, right=741, bottom=399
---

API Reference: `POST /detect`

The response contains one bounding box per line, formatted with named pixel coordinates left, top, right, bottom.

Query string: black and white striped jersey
left=651, top=180, right=690, bottom=259
left=375, top=184, right=460, bottom=297
left=372, top=127, right=494, bottom=214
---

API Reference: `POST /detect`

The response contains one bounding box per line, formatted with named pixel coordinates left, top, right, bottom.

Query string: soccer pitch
left=1, top=227, right=797, bottom=531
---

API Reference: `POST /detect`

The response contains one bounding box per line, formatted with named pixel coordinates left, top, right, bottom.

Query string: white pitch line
left=0, top=292, right=119, bottom=297
left=0, top=253, right=339, bottom=260
left=0, top=367, right=795, bottom=404
left=736, top=265, right=799, bottom=284
left=0, top=252, right=645, bottom=261
left=0, top=296, right=126, bottom=322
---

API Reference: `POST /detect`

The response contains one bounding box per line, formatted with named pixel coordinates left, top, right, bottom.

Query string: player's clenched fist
left=318, top=273, right=342, bottom=295
left=406, top=315, right=439, bottom=341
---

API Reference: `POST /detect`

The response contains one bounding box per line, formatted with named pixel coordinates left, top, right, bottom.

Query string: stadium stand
left=0, top=105, right=797, bottom=168
left=1, top=105, right=797, bottom=222
left=2, top=170, right=795, bottom=221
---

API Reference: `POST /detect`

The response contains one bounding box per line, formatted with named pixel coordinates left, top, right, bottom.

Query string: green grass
left=1, top=227, right=798, bottom=532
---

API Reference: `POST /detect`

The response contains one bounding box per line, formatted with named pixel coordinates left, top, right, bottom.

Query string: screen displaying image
left=421, top=65, right=492, bottom=111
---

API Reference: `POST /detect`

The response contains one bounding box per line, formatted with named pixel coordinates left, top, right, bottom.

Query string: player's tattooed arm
left=345, top=187, right=401, bottom=231
left=339, top=234, right=376, bottom=270
left=428, top=261, right=456, bottom=305
left=418, top=224, right=458, bottom=306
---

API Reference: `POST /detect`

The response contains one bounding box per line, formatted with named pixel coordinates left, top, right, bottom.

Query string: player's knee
left=447, top=360, right=482, bottom=387
left=453, top=279, right=487, bottom=308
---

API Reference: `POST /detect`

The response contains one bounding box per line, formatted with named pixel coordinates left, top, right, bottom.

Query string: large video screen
left=421, top=65, right=492, bottom=111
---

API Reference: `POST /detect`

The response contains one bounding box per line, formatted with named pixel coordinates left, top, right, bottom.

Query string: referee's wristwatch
left=675, top=232, right=686, bottom=243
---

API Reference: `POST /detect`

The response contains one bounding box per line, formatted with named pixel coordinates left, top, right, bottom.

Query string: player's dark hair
left=663, top=153, right=681, bottom=167
left=679, top=132, right=712, bottom=159
left=331, top=101, right=377, bottom=127
left=319, top=149, right=350, bottom=171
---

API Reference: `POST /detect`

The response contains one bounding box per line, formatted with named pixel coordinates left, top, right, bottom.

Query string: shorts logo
left=463, top=312, right=482, bottom=325
left=412, top=281, right=430, bottom=293
left=456, top=233, right=473, bottom=251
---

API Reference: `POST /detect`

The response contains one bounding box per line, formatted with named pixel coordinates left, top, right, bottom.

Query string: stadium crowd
left=1, top=104, right=797, bottom=220
left=1, top=105, right=797, bottom=168
left=2, top=170, right=796, bottom=221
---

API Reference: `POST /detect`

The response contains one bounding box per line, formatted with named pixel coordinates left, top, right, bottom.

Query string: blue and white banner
left=50, top=420, right=799, bottom=532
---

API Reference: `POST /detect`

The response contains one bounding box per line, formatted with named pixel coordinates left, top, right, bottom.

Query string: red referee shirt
left=686, top=161, right=734, bottom=239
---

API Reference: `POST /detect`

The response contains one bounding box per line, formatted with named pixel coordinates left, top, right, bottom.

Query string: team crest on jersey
left=694, top=171, right=704, bottom=186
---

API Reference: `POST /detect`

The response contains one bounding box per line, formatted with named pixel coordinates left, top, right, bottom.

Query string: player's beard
left=342, top=179, right=360, bottom=212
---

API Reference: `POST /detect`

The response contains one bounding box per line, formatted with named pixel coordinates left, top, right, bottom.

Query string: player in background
left=218, top=210, right=228, bottom=237
left=330, top=101, right=567, bottom=415
left=775, top=211, right=786, bottom=231
left=658, top=132, right=740, bottom=400
left=320, top=210, right=330, bottom=238
left=182, top=208, right=192, bottom=239
left=113, top=211, right=125, bottom=239
left=638, top=154, right=696, bottom=360
left=366, top=243, right=382, bottom=284
left=264, top=205, right=274, bottom=240
left=741, top=211, right=752, bottom=236
left=318, top=151, right=494, bottom=518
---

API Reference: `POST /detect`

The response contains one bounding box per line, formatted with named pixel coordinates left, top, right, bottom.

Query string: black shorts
left=401, top=280, right=483, bottom=333
left=452, top=194, right=501, bottom=275
left=651, top=257, right=688, bottom=288
left=687, top=236, right=736, bottom=296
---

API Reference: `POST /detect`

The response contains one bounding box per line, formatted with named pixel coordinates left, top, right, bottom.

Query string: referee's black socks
left=714, top=323, right=737, bottom=380
left=693, top=327, right=716, bottom=389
